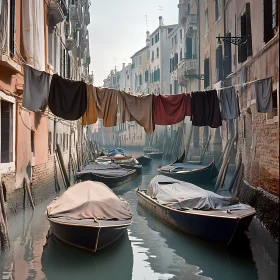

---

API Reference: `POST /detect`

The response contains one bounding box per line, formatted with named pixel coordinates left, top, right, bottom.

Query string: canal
left=0, top=150, right=278, bottom=280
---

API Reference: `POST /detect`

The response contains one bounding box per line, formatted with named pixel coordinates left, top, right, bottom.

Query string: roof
left=150, top=24, right=177, bottom=37
left=131, top=45, right=149, bottom=59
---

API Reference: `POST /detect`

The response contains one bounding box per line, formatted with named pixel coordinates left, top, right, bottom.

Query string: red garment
left=153, top=93, right=191, bottom=125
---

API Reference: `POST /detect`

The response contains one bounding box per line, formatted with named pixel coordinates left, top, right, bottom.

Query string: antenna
left=145, top=15, right=148, bottom=31
left=158, top=5, right=163, bottom=16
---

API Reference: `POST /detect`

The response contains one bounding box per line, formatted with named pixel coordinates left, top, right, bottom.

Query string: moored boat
left=136, top=156, right=152, bottom=166
left=46, top=181, right=132, bottom=252
left=75, top=163, right=137, bottom=188
left=147, top=150, right=164, bottom=159
left=136, top=175, right=256, bottom=246
left=143, top=146, right=154, bottom=153
left=157, top=159, right=218, bottom=183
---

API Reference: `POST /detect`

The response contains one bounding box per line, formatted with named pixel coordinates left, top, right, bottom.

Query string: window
left=31, top=130, right=35, bottom=155
left=215, top=45, right=223, bottom=82
left=152, top=37, right=154, bottom=45
left=48, top=131, right=52, bottom=155
left=204, top=58, right=210, bottom=88
left=53, top=34, right=57, bottom=71
left=172, top=37, right=174, bottom=46
left=156, top=47, right=159, bottom=58
left=170, top=58, right=173, bottom=73
left=238, top=4, right=252, bottom=63
left=263, top=0, right=278, bottom=43
left=145, top=70, right=149, bottom=82
left=66, top=53, right=71, bottom=78
left=180, top=48, right=183, bottom=61
left=214, top=0, right=220, bottom=22
left=224, top=32, right=232, bottom=78
left=205, top=8, right=209, bottom=34
left=139, top=74, right=142, bottom=86
left=63, top=133, right=65, bottom=152
left=9, top=0, right=16, bottom=56
left=152, top=51, right=154, bottom=61
left=170, top=84, right=172, bottom=94
left=139, top=55, right=142, bottom=66
left=186, top=37, right=192, bottom=59
left=175, top=34, right=177, bottom=44
left=1, top=100, right=13, bottom=163
left=180, top=29, right=182, bottom=40
left=48, top=27, right=53, bottom=65
left=158, top=68, right=160, bottom=81
left=267, top=90, right=278, bottom=119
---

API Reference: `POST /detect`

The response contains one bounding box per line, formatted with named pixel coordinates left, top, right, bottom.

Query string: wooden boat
left=46, top=181, right=132, bottom=252
left=147, top=150, right=164, bottom=159
left=95, top=155, right=142, bottom=175
left=157, top=159, right=218, bottom=183
left=41, top=230, right=133, bottom=280
left=136, top=155, right=152, bottom=166
left=136, top=176, right=256, bottom=246
left=143, top=146, right=154, bottom=153
left=75, top=163, right=137, bottom=188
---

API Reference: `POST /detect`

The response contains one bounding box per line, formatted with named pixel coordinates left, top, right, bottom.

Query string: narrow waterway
left=0, top=150, right=278, bottom=280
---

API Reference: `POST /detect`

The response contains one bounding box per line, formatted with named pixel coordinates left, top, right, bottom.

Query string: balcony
left=178, top=3, right=189, bottom=25
left=84, top=11, right=90, bottom=25
left=178, top=58, right=198, bottom=87
left=186, top=14, right=197, bottom=37
left=0, top=53, right=21, bottom=73
left=69, top=3, right=82, bottom=29
left=47, top=0, right=67, bottom=27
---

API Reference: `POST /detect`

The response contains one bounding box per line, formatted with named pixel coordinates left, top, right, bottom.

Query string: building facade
left=0, top=0, right=91, bottom=214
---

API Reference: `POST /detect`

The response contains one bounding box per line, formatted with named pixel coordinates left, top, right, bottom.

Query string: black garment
left=191, top=90, right=222, bottom=128
left=48, top=74, right=87, bottom=120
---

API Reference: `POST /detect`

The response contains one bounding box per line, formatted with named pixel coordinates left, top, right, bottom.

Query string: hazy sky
left=88, top=0, right=179, bottom=86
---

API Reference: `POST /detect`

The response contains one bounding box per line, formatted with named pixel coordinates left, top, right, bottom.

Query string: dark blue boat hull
left=136, top=190, right=254, bottom=245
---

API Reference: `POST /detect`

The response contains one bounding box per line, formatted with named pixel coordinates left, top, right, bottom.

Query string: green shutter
left=246, top=3, right=253, bottom=56
left=186, top=37, right=192, bottom=59
left=158, top=69, right=160, bottom=81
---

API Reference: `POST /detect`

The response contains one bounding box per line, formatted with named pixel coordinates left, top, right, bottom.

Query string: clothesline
left=216, top=77, right=272, bottom=91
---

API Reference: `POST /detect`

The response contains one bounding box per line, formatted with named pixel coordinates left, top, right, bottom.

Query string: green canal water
left=0, top=150, right=278, bottom=280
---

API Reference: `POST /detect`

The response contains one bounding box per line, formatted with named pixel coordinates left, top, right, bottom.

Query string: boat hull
left=136, top=156, right=152, bottom=166
left=147, top=152, right=164, bottom=159
left=158, top=160, right=218, bottom=183
left=119, top=164, right=142, bottom=175
left=75, top=170, right=137, bottom=188
left=47, top=217, right=131, bottom=252
left=136, top=190, right=255, bottom=246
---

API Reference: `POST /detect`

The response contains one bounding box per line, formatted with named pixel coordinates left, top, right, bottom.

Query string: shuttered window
left=67, top=53, right=71, bottom=78
left=238, top=13, right=248, bottom=63
left=246, top=3, right=253, bottom=56
left=139, top=74, right=142, bottom=86
left=272, top=0, right=278, bottom=28
left=170, top=84, right=172, bottom=94
left=215, top=45, right=223, bottom=82
left=186, top=37, right=192, bottom=59
left=204, top=58, right=210, bottom=89
left=263, top=0, right=274, bottom=43
left=223, top=32, right=232, bottom=78
left=180, top=48, right=182, bottom=61
left=158, top=68, right=160, bottom=81
left=9, top=0, right=16, bottom=56
left=170, top=58, right=173, bottom=73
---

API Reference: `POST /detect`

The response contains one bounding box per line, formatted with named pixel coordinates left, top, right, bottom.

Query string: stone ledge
left=237, top=180, right=279, bottom=240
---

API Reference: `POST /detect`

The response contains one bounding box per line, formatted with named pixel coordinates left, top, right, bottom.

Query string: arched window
left=156, top=47, right=159, bottom=58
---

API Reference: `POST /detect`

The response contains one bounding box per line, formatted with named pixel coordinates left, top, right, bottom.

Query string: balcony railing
left=186, top=14, right=197, bottom=36
left=84, top=11, right=90, bottom=25
left=69, top=3, right=82, bottom=28
left=48, top=0, right=67, bottom=27
left=178, top=58, right=198, bottom=86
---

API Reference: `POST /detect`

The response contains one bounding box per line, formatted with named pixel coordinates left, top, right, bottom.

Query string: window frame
left=0, top=92, right=16, bottom=172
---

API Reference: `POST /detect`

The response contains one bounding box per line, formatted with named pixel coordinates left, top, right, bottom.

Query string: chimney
left=122, top=63, right=125, bottom=69
left=146, top=31, right=150, bottom=46
left=159, top=16, right=163, bottom=26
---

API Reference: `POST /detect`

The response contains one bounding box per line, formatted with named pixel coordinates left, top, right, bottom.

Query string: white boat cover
left=47, top=181, right=132, bottom=221
left=147, top=175, right=248, bottom=210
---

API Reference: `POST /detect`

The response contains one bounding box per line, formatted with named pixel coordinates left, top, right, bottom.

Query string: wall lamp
left=216, top=36, right=248, bottom=46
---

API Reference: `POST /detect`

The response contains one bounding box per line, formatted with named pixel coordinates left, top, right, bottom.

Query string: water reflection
left=41, top=231, right=133, bottom=280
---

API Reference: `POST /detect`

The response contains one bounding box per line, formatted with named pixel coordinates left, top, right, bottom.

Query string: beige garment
left=82, top=85, right=118, bottom=127
left=47, top=181, right=132, bottom=221
left=118, top=92, right=154, bottom=134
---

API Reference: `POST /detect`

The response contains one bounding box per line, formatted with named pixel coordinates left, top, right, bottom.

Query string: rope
left=93, top=217, right=101, bottom=253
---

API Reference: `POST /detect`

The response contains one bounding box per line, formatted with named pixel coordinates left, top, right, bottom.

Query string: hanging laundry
left=153, top=93, right=191, bottom=126
left=191, top=90, right=222, bottom=128
left=48, top=74, right=87, bottom=120
left=255, top=77, right=273, bottom=113
left=219, top=87, right=240, bottom=120
left=118, top=92, right=153, bottom=134
left=22, top=64, right=50, bottom=111
left=82, top=85, right=118, bottom=127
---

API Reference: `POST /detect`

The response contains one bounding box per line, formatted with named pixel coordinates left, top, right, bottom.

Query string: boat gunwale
left=76, top=168, right=137, bottom=179
left=46, top=214, right=132, bottom=228
left=136, top=190, right=256, bottom=220
left=158, top=160, right=215, bottom=174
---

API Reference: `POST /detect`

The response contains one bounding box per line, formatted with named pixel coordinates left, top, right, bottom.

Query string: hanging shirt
left=22, top=64, right=50, bottom=111
left=255, top=78, right=273, bottom=113
left=191, top=90, right=222, bottom=128
left=118, top=92, right=153, bottom=134
left=82, top=85, right=118, bottom=127
left=219, top=87, right=240, bottom=120
left=48, top=74, right=87, bottom=120
left=153, top=93, right=191, bottom=126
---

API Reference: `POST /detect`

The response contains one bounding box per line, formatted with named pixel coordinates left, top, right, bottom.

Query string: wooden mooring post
left=56, top=144, right=70, bottom=189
